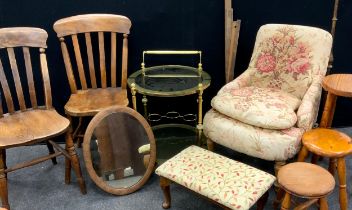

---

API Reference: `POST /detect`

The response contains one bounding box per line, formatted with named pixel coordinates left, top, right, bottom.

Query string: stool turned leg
left=273, top=188, right=285, bottom=209
left=65, top=131, right=87, bottom=194
left=319, top=197, right=328, bottom=210
left=0, top=150, right=9, bottom=210
left=65, top=143, right=71, bottom=184
left=281, top=192, right=291, bottom=210
left=328, top=158, right=336, bottom=175
left=160, top=176, right=171, bottom=209
left=319, top=92, right=337, bottom=128
left=297, top=146, right=308, bottom=162
left=256, top=191, right=269, bottom=210
left=337, top=157, right=347, bottom=210
left=207, top=138, right=214, bottom=152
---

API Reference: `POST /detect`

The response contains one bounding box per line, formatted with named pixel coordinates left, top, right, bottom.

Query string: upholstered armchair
left=203, top=24, right=332, bottom=175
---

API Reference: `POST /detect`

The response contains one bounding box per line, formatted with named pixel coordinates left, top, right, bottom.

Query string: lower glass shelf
left=152, top=123, right=205, bottom=165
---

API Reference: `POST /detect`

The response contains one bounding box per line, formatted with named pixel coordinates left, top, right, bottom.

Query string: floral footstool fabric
left=155, top=146, right=276, bottom=210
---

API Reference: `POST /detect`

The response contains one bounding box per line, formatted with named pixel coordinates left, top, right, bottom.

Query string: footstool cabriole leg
left=319, top=197, right=328, bottom=210
left=256, top=191, right=269, bottom=210
left=337, top=157, right=347, bottom=210
left=280, top=192, right=291, bottom=210
left=0, top=149, right=9, bottom=210
left=297, top=146, right=308, bottom=162
left=160, top=176, right=171, bottom=209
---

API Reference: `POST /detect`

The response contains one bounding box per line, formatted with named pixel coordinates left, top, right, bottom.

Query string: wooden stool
left=320, top=74, right=352, bottom=128
left=278, top=162, right=335, bottom=210
left=297, top=128, right=352, bottom=210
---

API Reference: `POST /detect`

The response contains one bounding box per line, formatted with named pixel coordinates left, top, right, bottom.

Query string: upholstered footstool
left=155, top=146, right=276, bottom=210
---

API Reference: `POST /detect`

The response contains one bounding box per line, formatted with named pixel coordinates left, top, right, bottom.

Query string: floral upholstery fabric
left=155, top=145, right=276, bottom=210
left=211, top=86, right=301, bottom=129
left=204, top=24, right=332, bottom=161
left=203, top=109, right=305, bottom=161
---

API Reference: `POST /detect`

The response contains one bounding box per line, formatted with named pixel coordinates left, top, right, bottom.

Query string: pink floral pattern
left=155, top=145, right=276, bottom=210
left=212, top=86, right=301, bottom=129
left=203, top=24, right=332, bottom=161
left=203, top=109, right=305, bottom=161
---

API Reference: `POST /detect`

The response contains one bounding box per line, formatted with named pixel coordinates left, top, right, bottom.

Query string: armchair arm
left=296, top=76, right=324, bottom=131
left=218, top=68, right=253, bottom=95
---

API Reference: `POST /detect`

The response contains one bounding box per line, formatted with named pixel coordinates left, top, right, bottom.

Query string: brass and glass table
left=127, top=62, right=211, bottom=163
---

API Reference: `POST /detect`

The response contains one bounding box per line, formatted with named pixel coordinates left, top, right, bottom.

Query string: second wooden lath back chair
left=53, top=14, right=132, bottom=144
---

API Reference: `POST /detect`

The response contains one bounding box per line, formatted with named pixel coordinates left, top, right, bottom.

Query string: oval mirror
left=83, top=106, right=156, bottom=195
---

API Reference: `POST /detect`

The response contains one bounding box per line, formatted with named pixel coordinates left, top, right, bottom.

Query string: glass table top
left=127, top=65, right=211, bottom=97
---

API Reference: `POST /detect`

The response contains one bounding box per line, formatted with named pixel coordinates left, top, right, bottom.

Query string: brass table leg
left=131, top=83, right=137, bottom=111
left=142, top=95, right=148, bottom=119
left=197, top=84, right=203, bottom=145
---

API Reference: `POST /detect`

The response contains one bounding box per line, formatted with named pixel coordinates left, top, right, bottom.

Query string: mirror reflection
left=89, top=112, right=150, bottom=188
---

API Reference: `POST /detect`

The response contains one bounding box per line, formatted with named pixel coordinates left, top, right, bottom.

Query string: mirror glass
left=84, top=107, right=155, bottom=194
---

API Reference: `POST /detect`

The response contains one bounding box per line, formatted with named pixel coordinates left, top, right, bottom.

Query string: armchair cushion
left=211, top=86, right=301, bottom=129
left=203, top=109, right=304, bottom=161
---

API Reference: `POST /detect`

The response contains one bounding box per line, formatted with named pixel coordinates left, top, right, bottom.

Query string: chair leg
left=46, top=141, right=57, bottom=165
left=65, top=131, right=87, bottom=194
left=160, top=176, right=171, bottom=209
left=337, top=157, right=347, bottom=210
left=0, top=149, right=9, bottom=210
left=281, top=192, right=291, bottom=210
left=319, top=197, right=328, bottom=210
left=273, top=187, right=285, bottom=209
left=256, top=191, right=269, bottom=210
left=207, top=138, right=214, bottom=151
left=65, top=143, right=71, bottom=184
left=296, top=146, right=308, bottom=162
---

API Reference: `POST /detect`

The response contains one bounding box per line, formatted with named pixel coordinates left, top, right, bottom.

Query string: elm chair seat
left=64, top=88, right=128, bottom=117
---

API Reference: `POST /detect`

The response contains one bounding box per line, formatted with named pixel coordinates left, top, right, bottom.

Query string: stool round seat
left=322, top=74, right=352, bottom=97
left=302, top=128, right=352, bottom=158
left=278, top=162, right=335, bottom=198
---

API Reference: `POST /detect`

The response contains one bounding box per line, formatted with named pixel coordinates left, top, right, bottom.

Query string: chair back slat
left=59, top=38, right=77, bottom=93
left=0, top=59, right=15, bottom=113
left=53, top=14, right=131, bottom=37
left=110, top=32, right=117, bottom=87
left=40, top=48, right=52, bottom=108
left=98, top=32, right=107, bottom=88
left=121, top=34, right=128, bottom=89
left=72, top=34, right=87, bottom=90
left=53, top=14, right=131, bottom=92
left=85, top=33, right=97, bottom=88
left=23, top=47, right=37, bottom=108
left=7, top=48, right=26, bottom=110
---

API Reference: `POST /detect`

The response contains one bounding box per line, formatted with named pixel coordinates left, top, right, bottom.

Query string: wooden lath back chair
left=53, top=14, right=131, bottom=147
left=0, top=27, right=86, bottom=209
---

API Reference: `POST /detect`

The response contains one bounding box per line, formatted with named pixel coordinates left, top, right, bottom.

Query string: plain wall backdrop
left=0, top=0, right=351, bottom=126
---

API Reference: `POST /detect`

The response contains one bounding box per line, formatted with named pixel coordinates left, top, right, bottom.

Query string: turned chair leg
left=207, top=138, right=214, bottom=152
left=273, top=187, right=285, bottom=209
left=160, top=176, right=171, bottom=209
left=65, top=131, right=86, bottom=194
left=281, top=192, right=291, bottom=210
left=319, top=197, right=328, bottom=210
left=46, top=141, right=57, bottom=165
left=65, top=143, right=71, bottom=185
left=256, top=191, right=269, bottom=210
left=0, top=150, right=9, bottom=210
left=297, top=146, right=308, bottom=162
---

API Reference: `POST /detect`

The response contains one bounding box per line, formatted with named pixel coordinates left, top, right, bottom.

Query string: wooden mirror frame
left=83, top=105, right=156, bottom=195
